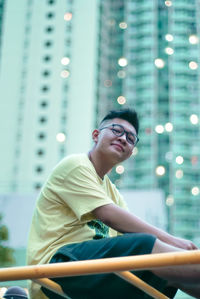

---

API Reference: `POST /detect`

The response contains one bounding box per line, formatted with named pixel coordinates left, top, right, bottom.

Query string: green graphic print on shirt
left=87, top=219, right=109, bottom=239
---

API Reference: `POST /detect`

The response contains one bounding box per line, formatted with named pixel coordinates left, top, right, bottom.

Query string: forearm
left=93, top=204, right=197, bottom=250
left=93, top=204, right=171, bottom=242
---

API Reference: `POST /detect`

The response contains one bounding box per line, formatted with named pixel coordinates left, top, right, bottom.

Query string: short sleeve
left=58, top=166, right=113, bottom=220
left=108, top=180, right=129, bottom=211
left=118, top=193, right=129, bottom=211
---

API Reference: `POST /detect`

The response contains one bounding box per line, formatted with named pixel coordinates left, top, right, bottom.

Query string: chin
left=112, top=153, right=127, bottom=164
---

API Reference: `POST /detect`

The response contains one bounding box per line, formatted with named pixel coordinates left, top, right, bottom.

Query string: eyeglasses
left=99, top=123, right=139, bottom=146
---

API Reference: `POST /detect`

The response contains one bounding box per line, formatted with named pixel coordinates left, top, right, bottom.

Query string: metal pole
left=116, top=271, right=169, bottom=299
left=33, top=278, right=71, bottom=299
left=0, top=250, right=199, bottom=281
left=34, top=271, right=169, bottom=299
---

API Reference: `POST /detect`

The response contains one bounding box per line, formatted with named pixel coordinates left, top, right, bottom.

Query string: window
left=47, top=0, right=55, bottom=5
left=39, top=116, right=47, bottom=123
left=38, top=132, right=46, bottom=139
left=40, top=101, right=48, bottom=108
left=34, top=183, right=42, bottom=190
left=42, top=70, right=51, bottom=77
left=46, top=12, right=54, bottom=19
left=45, top=26, right=54, bottom=33
left=43, top=55, right=52, bottom=62
left=44, top=40, right=53, bottom=47
left=37, top=149, right=45, bottom=156
left=41, top=85, right=50, bottom=92
left=35, top=166, right=43, bottom=173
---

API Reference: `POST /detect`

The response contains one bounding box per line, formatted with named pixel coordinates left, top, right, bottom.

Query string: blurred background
left=0, top=0, right=200, bottom=298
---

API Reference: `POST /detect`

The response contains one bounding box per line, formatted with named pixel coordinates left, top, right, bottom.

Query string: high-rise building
left=0, top=0, right=5, bottom=67
left=96, top=0, right=200, bottom=244
left=96, top=0, right=125, bottom=118
left=167, top=0, right=200, bottom=241
left=0, top=0, right=99, bottom=290
left=0, top=0, right=98, bottom=193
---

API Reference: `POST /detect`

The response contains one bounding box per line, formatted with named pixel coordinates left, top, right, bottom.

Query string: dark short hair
left=100, top=108, right=139, bottom=134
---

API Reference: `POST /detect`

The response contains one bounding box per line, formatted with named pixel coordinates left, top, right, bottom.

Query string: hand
left=167, top=235, right=198, bottom=250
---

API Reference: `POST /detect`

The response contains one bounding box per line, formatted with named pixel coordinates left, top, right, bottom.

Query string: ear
left=92, top=129, right=100, bottom=144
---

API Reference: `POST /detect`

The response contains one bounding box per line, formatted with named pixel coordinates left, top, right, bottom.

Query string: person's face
left=92, top=118, right=137, bottom=163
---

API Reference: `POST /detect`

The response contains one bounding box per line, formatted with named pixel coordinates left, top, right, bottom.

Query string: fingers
left=191, top=243, right=198, bottom=250
left=186, top=242, right=198, bottom=250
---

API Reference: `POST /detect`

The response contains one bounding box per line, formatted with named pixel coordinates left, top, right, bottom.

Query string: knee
left=152, top=238, right=183, bottom=254
left=123, top=233, right=157, bottom=255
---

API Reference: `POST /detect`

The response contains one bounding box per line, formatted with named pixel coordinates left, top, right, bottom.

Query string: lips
left=111, top=143, right=124, bottom=152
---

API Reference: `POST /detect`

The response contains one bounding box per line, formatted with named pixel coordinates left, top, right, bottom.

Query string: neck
left=88, top=149, right=114, bottom=179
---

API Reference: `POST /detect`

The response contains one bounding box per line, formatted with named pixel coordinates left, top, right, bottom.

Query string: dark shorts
left=42, top=233, right=177, bottom=299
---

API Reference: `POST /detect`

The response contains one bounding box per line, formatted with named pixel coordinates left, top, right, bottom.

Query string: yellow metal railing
left=0, top=250, right=200, bottom=299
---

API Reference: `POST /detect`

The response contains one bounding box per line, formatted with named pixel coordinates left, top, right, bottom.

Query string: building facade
left=0, top=0, right=98, bottom=193
left=96, top=0, right=200, bottom=244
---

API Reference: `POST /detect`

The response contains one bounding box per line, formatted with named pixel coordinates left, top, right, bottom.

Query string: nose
left=117, top=133, right=127, bottom=145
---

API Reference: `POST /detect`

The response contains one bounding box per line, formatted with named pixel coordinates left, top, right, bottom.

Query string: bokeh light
left=117, top=70, right=126, bottom=78
left=155, top=166, right=166, bottom=176
left=190, top=114, right=199, bottom=124
left=165, top=47, right=174, bottom=55
left=56, top=133, right=66, bottom=142
left=165, top=122, right=173, bottom=132
left=116, top=165, right=125, bottom=174
left=189, top=35, right=199, bottom=44
left=176, top=156, right=184, bottom=164
left=60, top=70, right=70, bottom=78
left=191, top=186, right=199, bottom=196
left=118, top=57, right=128, bottom=67
left=104, top=80, right=112, bottom=87
left=189, top=61, right=198, bottom=70
left=61, top=57, right=70, bottom=65
left=165, top=34, right=173, bottom=42
left=175, top=170, right=183, bottom=179
left=64, top=12, right=72, bottom=21
left=166, top=195, right=174, bottom=206
left=165, top=151, right=173, bottom=162
left=119, top=22, right=127, bottom=29
left=154, top=58, right=165, bottom=68
left=117, top=96, right=126, bottom=105
left=155, top=125, right=164, bottom=134
left=165, top=1, right=172, bottom=6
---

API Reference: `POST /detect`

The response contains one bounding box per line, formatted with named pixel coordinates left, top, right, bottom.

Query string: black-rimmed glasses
left=99, top=124, right=139, bottom=146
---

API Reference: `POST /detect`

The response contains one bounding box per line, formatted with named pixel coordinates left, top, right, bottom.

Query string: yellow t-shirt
left=27, top=153, right=127, bottom=299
